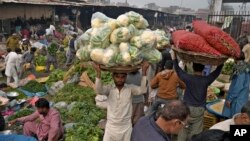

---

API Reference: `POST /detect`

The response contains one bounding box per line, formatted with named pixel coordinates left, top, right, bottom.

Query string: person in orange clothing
left=149, top=60, right=186, bottom=114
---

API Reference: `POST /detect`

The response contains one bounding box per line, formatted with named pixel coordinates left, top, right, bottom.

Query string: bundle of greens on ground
left=8, top=108, right=34, bottom=121
left=56, top=102, right=105, bottom=141
left=22, top=80, right=47, bottom=93
left=52, top=83, right=95, bottom=103
left=46, top=69, right=65, bottom=87
left=35, top=55, right=46, bottom=66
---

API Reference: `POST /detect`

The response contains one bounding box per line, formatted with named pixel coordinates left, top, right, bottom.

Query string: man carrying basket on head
left=171, top=51, right=224, bottom=141
left=94, top=62, right=149, bottom=141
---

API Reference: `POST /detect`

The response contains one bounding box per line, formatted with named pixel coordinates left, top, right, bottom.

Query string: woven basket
left=100, top=65, right=141, bottom=73
left=81, top=71, right=95, bottom=89
left=172, top=47, right=228, bottom=65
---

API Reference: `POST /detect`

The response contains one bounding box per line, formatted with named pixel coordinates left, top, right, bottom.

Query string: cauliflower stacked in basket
left=76, top=11, right=168, bottom=67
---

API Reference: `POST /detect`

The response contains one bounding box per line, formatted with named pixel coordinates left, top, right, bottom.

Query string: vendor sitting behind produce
left=9, top=98, right=64, bottom=141
left=94, top=62, right=149, bottom=141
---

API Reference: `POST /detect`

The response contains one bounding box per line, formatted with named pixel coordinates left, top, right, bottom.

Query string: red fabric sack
left=172, top=30, right=221, bottom=56
left=193, top=20, right=240, bottom=58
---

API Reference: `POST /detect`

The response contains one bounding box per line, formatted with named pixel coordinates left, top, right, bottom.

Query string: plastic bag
left=126, top=11, right=149, bottom=29
left=129, top=46, right=143, bottom=65
left=90, top=48, right=105, bottom=64
left=154, top=29, right=170, bottom=49
left=77, top=28, right=92, bottom=46
left=91, top=12, right=110, bottom=28
left=102, top=45, right=119, bottom=67
left=142, top=48, right=162, bottom=64
left=110, top=26, right=132, bottom=44
left=130, top=36, right=143, bottom=49
left=107, top=19, right=119, bottom=31
left=116, top=52, right=132, bottom=66
left=117, top=14, right=130, bottom=27
left=141, top=30, right=157, bottom=48
left=76, top=46, right=91, bottom=61
left=119, top=42, right=130, bottom=52
left=90, top=25, right=112, bottom=49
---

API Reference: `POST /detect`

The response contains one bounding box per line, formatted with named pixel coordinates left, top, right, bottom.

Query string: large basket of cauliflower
left=76, top=11, right=170, bottom=72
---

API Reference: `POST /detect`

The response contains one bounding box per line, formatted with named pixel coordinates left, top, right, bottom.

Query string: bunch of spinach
left=35, top=55, right=46, bottom=66
left=46, top=69, right=65, bottom=87
left=8, top=108, right=34, bottom=121
left=22, top=80, right=47, bottom=93
left=59, top=102, right=104, bottom=141
left=53, top=83, right=95, bottom=103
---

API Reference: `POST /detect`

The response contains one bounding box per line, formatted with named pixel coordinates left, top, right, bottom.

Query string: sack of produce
left=154, top=29, right=170, bottom=49
left=116, top=52, right=132, bottom=66
left=129, top=46, right=143, bottom=66
left=110, top=25, right=135, bottom=44
left=91, top=12, right=110, bottom=28
left=76, top=46, right=91, bottom=61
left=90, top=25, right=112, bottom=49
left=141, top=48, right=162, bottom=64
left=107, top=19, right=119, bottom=31
left=117, top=14, right=130, bottom=27
left=77, top=28, right=92, bottom=47
left=102, top=45, right=119, bottom=67
left=126, top=11, right=149, bottom=29
left=172, top=30, right=221, bottom=56
left=140, top=30, right=157, bottom=48
left=193, top=20, right=240, bottom=58
left=130, top=36, right=143, bottom=49
left=90, top=48, right=105, bottom=64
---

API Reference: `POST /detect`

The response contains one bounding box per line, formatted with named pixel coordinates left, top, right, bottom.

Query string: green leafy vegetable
left=48, top=42, right=59, bottom=56
left=8, top=109, right=34, bottom=121
left=86, top=67, right=113, bottom=85
left=53, top=84, right=95, bottom=103
left=35, top=55, right=46, bottom=66
left=46, top=69, right=65, bottom=87
left=22, top=80, right=47, bottom=93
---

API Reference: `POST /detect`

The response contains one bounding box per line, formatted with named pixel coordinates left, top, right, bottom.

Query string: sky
left=110, top=0, right=209, bottom=10
left=110, top=0, right=250, bottom=11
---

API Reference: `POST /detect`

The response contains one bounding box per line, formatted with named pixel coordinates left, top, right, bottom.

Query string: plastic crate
left=204, top=111, right=218, bottom=130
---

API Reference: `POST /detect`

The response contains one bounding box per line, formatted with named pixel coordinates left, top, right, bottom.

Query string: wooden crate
left=204, top=111, right=218, bottom=130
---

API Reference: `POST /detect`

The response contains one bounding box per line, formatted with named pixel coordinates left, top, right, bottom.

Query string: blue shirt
left=131, top=115, right=171, bottom=141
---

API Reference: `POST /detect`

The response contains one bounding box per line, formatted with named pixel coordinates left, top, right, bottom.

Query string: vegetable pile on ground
left=52, top=83, right=95, bottom=103
left=46, top=69, right=65, bottom=87
left=8, top=108, right=34, bottom=121
left=76, top=11, right=166, bottom=67
left=35, top=55, right=46, bottom=66
left=59, top=102, right=104, bottom=141
left=51, top=83, right=105, bottom=141
left=22, top=80, right=47, bottom=93
left=172, top=20, right=241, bottom=59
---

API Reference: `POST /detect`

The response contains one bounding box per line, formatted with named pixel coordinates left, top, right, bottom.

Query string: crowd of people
left=0, top=20, right=249, bottom=141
